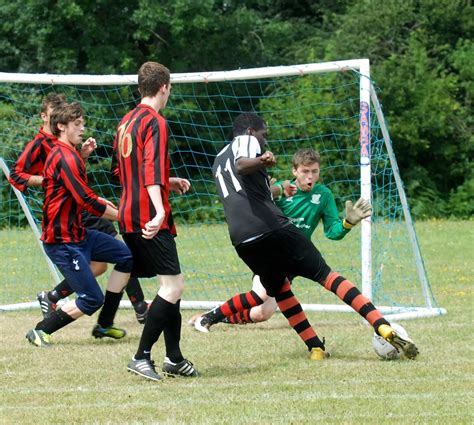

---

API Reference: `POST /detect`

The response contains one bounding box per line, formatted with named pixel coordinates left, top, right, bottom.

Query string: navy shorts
left=235, top=225, right=331, bottom=297
left=82, top=211, right=117, bottom=237
left=123, top=230, right=181, bottom=278
left=43, top=230, right=133, bottom=315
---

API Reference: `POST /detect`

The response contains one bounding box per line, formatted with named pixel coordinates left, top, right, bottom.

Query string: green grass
left=0, top=220, right=473, bottom=424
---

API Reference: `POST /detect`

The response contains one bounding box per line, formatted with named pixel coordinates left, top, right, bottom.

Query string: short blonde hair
left=292, top=148, right=320, bottom=168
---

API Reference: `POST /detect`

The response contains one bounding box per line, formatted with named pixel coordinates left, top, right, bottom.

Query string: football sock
left=97, top=290, right=123, bottom=328
left=35, top=309, right=75, bottom=334
left=134, top=295, right=169, bottom=360
left=48, top=279, right=74, bottom=303
left=163, top=299, right=184, bottom=363
left=125, top=277, right=145, bottom=306
left=275, top=280, right=325, bottom=350
left=323, top=271, right=389, bottom=332
left=206, top=290, right=263, bottom=323
left=225, top=309, right=254, bottom=324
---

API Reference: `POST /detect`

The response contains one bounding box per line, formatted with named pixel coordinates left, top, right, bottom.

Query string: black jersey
left=212, top=135, right=289, bottom=246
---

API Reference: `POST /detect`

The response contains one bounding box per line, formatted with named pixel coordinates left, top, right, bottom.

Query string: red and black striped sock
left=275, top=280, right=324, bottom=350
left=323, top=271, right=389, bottom=332
left=225, top=309, right=253, bottom=324
left=206, top=290, right=263, bottom=324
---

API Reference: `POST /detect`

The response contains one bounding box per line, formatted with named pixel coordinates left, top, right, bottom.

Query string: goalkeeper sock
left=275, top=280, right=325, bottom=350
left=125, top=277, right=145, bottom=305
left=163, top=299, right=184, bottom=364
left=97, top=290, right=123, bottom=328
left=48, top=279, right=74, bottom=303
left=35, top=309, right=75, bottom=334
left=323, top=271, right=389, bottom=331
left=135, top=295, right=169, bottom=360
left=207, top=290, right=263, bottom=324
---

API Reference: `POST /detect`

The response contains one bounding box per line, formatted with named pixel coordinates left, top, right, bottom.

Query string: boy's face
left=292, top=162, right=320, bottom=192
left=249, top=124, right=268, bottom=149
left=60, top=117, right=85, bottom=146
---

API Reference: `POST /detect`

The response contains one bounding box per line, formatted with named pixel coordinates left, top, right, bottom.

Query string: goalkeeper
left=192, top=147, right=367, bottom=326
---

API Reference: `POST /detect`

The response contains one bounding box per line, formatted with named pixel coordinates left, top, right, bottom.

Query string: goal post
left=0, top=59, right=446, bottom=319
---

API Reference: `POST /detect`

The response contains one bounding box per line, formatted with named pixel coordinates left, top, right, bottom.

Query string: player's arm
left=271, top=179, right=297, bottom=200
left=80, top=137, right=97, bottom=161
left=236, top=151, right=276, bottom=175
left=321, top=192, right=351, bottom=240
left=169, top=177, right=191, bottom=195
left=8, top=140, right=44, bottom=191
left=142, top=184, right=165, bottom=239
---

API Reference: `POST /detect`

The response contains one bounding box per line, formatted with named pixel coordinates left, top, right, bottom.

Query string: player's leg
left=27, top=243, right=105, bottom=347
left=87, top=230, right=133, bottom=339
left=125, top=277, right=149, bottom=324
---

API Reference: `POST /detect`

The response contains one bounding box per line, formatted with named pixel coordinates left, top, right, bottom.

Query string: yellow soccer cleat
left=309, top=347, right=330, bottom=361
left=26, top=329, right=52, bottom=347
left=378, top=324, right=419, bottom=359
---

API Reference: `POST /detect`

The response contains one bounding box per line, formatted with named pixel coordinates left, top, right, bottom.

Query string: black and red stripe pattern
left=220, top=290, right=263, bottom=318
left=112, top=104, right=175, bottom=235
left=41, top=141, right=106, bottom=244
left=8, top=128, right=57, bottom=192
left=323, top=271, right=389, bottom=330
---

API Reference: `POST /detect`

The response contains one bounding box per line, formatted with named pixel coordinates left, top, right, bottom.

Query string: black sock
left=48, top=279, right=74, bottom=303
left=164, top=299, right=184, bottom=363
left=97, top=290, right=123, bottom=328
left=135, top=295, right=172, bottom=360
left=35, top=309, right=75, bottom=334
left=125, top=277, right=145, bottom=305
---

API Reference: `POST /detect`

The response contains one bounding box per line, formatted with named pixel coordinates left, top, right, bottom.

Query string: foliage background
left=0, top=0, right=472, bottom=218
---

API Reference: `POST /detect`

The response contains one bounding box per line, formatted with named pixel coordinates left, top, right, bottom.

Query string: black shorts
left=235, top=225, right=331, bottom=297
left=82, top=211, right=117, bottom=237
left=122, top=230, right=181, bottom=278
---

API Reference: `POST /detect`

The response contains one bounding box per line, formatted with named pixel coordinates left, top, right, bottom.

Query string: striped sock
left=225, top=309, right=253, bottom=324
left=207, top=290, right=263, bottom=323
left=275, top=280, right=324, bottom=350
left=323, top=271, right=389, bottom=332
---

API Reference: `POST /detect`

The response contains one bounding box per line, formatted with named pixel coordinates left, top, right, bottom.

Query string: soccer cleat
left=187, top=313, right=202, bottom=326
left=133, top=301, right=149, bottom=325
left=26, top=329, right=52, bottom=347
left=162, top=357, right=199, bottom=377
left=378, top=324, right=419, bottom=359
left=92, top=324, right=127, bottom=339
left=309, top=347, right=330, bottom=361
left=127, top=358, right=162, bottom=381
left=37, top=291, right=57, bottom=318
left=194, top=314, right=213, bottom=333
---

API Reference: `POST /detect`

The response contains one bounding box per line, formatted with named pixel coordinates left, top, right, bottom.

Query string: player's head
left=138, top=62, right=171, bottom=106
left=50, top=102, right=85, bottom=146
left=233, top=112, right=267, bottom=148
left=40, top=93, right=67, bottom=132
left=292, top=148, right=321, bottom=192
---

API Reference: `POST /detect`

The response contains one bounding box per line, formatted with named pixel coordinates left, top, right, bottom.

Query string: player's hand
left=98, top=197, right=117, bottom=209
left=282, top=180, right=297, bottom=197
left=260, top=151, right=276, bottom=168
left=170, top=177, right=191, bottom=195
left=80, top=137, right=97, bottom=160
left=345, top=197, right=372, bottom=225
left=141, top=212, right=164, bottom=239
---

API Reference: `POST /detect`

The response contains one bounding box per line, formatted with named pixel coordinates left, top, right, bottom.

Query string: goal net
left=0, top=60, right=446, bottom=320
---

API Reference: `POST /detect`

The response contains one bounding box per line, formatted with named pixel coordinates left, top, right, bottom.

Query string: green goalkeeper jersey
left=274, top=180, right=350, bottom=240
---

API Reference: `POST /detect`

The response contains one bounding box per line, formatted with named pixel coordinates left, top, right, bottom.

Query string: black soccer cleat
left=37, top=291, right=57, bottom=318
left=162, top=357, right=199, bottom=377
left=127, top=358, right=162, bottom=381
left=133, top=301, right=149, bottom=325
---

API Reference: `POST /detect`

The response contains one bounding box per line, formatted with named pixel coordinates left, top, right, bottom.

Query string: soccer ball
left=372, top=323, right=410, bottom=360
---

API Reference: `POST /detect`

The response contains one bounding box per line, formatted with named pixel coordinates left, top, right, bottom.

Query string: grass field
left=0, top=220, right=473, bottom=424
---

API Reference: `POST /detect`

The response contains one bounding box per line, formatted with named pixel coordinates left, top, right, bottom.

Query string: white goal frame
left=0, top=59, right=446, bottom=320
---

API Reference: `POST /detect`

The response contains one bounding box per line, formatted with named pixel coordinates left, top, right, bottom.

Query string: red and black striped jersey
left=112, top=104, right=175, bottom=235
left=41, top=141, right=107, bottom=244
left=8, top=128, right=57, bottom=192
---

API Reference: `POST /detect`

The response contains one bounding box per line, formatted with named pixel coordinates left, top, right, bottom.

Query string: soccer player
left=114, top=61, right=198, bottom=381
left=26, top=102, right=133, bottom=347
left=191, top=148, right=368, bottom=326
left=194, top=112, right=419, bottom=360
left=8, top=93, right=148, bottom=326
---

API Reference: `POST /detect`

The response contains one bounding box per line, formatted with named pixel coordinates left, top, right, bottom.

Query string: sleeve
left=60, top=152, right=107, bottom=217
left=321, top=190, right=350, bottom=240
left=143, top=118, right=166, bottom=187
left=232, top=135, right=261, bottom=161
left=8, top=139, right=43, bottom=192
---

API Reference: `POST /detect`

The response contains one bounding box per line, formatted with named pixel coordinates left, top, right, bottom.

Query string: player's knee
left=114, top=251, right=134, bottom=273
left=91, top=261, right=108, bottom=277
left=251, top=309, right=270, bottom=322
left=77, top=291, right=105, bottom=315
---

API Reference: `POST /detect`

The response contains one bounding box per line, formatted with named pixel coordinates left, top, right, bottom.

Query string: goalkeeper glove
left=343, top=197, right=372, bottom=229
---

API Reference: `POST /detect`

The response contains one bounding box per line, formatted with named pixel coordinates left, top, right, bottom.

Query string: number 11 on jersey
left=215, top=158, right=242, bottom=198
